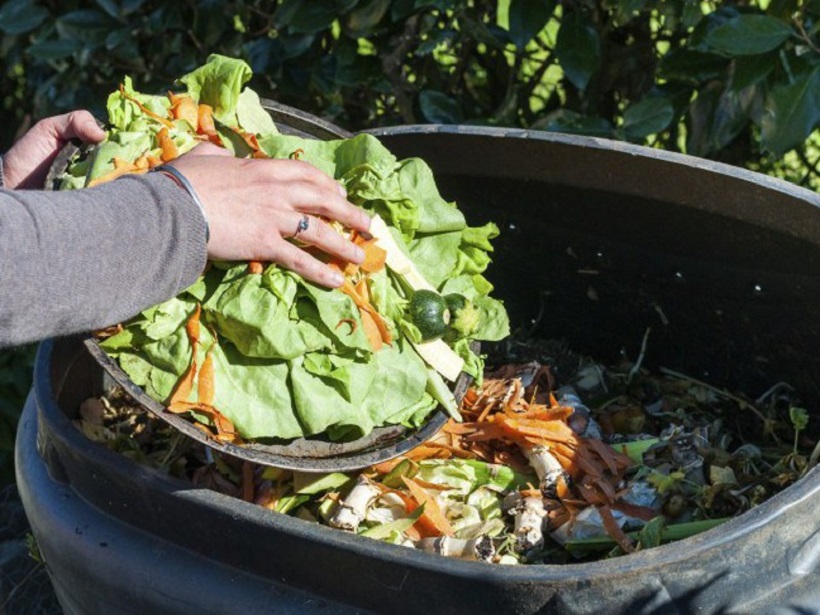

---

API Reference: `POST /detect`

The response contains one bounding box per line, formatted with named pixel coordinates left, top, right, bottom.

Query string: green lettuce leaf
left=178, top=53, right=253, bottom=124
left=396, top=159, right=465, bottom=233
left=236, top=88, right=279, bottom=136
left=209, top=340, right=298, bottom=439
left=86, top=131, right=153, bottom=183
left=409, top=230, right=462, bottom=289
left=205, top=271, right=331, bottom=360
left=472, top=296, right=510, bottom=342
left=107, top=75, right=170, bottom=132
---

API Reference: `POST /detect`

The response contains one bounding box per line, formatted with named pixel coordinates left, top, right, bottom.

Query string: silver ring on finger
left=293, top=214, right=310, bottom=237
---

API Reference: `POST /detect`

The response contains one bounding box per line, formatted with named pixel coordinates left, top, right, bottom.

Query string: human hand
left=3, top=111, right=106, bottom=190
left=169, top=150, right=372, bottom=288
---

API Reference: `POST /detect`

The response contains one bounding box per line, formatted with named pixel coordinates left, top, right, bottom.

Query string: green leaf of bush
left=121, top=0, right=147, bottom=14
left=660, top=48, right=728, bottom=84
left=27, top=39, right=85, bottom=61
left=0, top=0, right=48, bottom=35
left=418, top=90, right=464, bottom=124
left=761, top=67, right=820, bottom=158
left=703, top=14, right=793, bottom=55
left=731, top=52, right=777, bottom=90
left=284, top=0, right=356, bottom=34
left=507, top=0, right=556, bottom=51
left=94, top=0, right=120, bottom=19
left=686, top=81, right=757, bottom=157
left=57, top=9, right=120, bottom=45
left=621, top=97, right=674, bottom=140
left=94, top=0, right=146, bottom=19
left=555, top=10, right=601, bottom=91
left=347, top=0, right=390, bottom=36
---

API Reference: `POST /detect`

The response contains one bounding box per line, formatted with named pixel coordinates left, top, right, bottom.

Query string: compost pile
left=77, top=337, right=818, bottom=564
left=68, top=54, right=818, bottom=564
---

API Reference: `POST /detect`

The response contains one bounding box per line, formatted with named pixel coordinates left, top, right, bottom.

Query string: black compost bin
left=16, top=126, right=820, bottom=614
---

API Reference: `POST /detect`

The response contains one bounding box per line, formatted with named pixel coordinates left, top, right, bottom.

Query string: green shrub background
left=1, top=0, right=818, bottom=484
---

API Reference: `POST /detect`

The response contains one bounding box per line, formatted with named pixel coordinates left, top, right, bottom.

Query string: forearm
left=0, top=173, right=207, bottom=347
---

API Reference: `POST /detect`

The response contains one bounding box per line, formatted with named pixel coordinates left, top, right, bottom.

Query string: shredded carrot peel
left=87, top=157, right=144, bottom=187
left=198, top=347, right=216, bottom=407
left=379, top=371, right=639, bottom=549
left=196, top=104, right=222, bottom=145
left=164, top=305, right=240, bottom=443
left=403, top=477, right=455, bottom=537
left=354, top=235, right=387, bottom=274
left=326, top=261, right=392, bottom=353
left=157, top=127, right=179, bottom=162
left=167, top=305, right=202, bottom=406
left=119, top=84, right=174, bottom=128
left=168, top=92, right=199, bottom=128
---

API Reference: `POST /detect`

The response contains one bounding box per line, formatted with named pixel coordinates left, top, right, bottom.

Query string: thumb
left=57, top=110, right=106, bottom=144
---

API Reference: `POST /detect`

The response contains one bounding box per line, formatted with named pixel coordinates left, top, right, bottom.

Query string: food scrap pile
left=77, top=338, right=818, bottom=564
left=65, top=54, right=509, bottom=444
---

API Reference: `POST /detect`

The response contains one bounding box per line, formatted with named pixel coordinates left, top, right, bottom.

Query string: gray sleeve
left=0, top=172, right=207, bottom=347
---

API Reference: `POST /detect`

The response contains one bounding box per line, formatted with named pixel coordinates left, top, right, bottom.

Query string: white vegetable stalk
left=368, top=214, right=465, bottom=382
left=504, top=491, right=548, bottom=552
left=329, top=475, right=381, bottom=532
left=524, top=445, right=567, bottom=498
left=414, top=536, right=495, bottom=562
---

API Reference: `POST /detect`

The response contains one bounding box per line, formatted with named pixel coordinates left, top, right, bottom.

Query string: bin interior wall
left=376, top=130, right=820, bottom=408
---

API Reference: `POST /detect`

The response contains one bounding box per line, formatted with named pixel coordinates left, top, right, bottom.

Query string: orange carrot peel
left=166, top=305, right=239, bottom=443
left=168, top=92, right=199, bottom=129
left=87, top=157, right=152, bottom=187
left=157, top=127, right=179, bottom=162
left=402, top=476, right=455, bottom=538
left=196, top=104, right=222, bottom=145
left=327, top=258, right=392, bottom=352
left=119, top=84, right=175, bottom=128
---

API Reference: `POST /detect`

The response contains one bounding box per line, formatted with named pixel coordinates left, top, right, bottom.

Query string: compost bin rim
left=34, top=337, right=820, bottom=582
left=368, top=124, right=818, bottom=202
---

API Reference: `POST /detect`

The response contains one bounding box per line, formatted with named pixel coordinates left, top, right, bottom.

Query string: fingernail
left=330, top=270, right=345, bottom=287
left=337, top=183, right=347, bottom=197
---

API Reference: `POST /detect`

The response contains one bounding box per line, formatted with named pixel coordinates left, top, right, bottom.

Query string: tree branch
left=380, top=15, right=420, bottom=124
